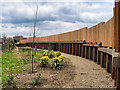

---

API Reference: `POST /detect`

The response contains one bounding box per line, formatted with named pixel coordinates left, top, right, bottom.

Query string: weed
left=32, top=72, right=41, bottom=86
left=71, top=74, right=76, bottom=79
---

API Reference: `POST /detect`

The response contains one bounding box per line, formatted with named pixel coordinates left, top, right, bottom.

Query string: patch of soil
left=13, top=59, right=75, bottom=88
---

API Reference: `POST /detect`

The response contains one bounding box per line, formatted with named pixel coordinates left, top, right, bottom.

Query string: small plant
left=40, top=56, right=49, bottom=66
left=50, top=56, right=64, bottom=70
left=48, top=50, right=55, bottom=58
left=43, top=51, right=48, bottom=56
left=71, top=74, right=76, bottom=79
left=56, top=51, right=61, bottom=57
left=7, top=75, right=14, bottom=85
left=23, top=46, right=31, bottom=51
left=32, top=73, right=41, bottom=86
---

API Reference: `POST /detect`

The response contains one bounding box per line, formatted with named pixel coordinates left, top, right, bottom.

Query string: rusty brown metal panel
left=111, top=17, right=115, bottom=48
left=105, top=19, right=111, bottom=47
left=104, top=21, right=108, bottom=46
left=102, top=22, right=105, bottom=46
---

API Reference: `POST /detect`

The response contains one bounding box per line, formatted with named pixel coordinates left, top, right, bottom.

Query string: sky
left=0, top=0, right=114, bottom=37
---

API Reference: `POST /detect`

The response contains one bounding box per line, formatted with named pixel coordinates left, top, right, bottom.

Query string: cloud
left=1, top=1, right=114, bottom=37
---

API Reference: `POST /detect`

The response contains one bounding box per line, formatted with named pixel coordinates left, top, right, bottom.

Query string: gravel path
left=62, top=53, right=115, bottom=88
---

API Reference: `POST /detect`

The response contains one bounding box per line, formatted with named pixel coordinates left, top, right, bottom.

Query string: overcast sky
left=0, top=0, right=114, bottom=37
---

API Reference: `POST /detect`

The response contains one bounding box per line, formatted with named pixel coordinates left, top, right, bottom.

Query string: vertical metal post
left=72, top=43, right=74, bottom=55
left=101, top=52, right=103, bottom=67
left=69, top=43, right=71, bottom=54
left=75, top=43, right=77, bottom=56
left=93, top=47, right=95, bottom=62
left=79, top=44, right=81, bottom=56
left=85, top=46, right=87, bottom=59
left=97, top=48, right=99, bottom=64
left=64, top=43, right=65, bottom=53
left=106, top=54, right=109, bottom=72
left=114, top=1, right=120, bottom=89
left=66, top=43, right=68, bottom=54
left=89, top=47, right=91, bottom=60
left=82, top=45, right=84, bottom=57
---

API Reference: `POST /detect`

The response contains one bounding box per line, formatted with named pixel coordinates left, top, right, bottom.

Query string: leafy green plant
left=9, top=42, right=13, bottom=47
left=56, top=51, right=61, bottom=57
left=48, top=50, right=55, bottom=58
left=50, top=55, right=64, bottom=70
left=23, top=46, right=31, bottom=51
left=43, top=51, right=48, bottom=56
left=40, top=56, right=49, bottom=66
left=71, top=74, right=76, bottom=79
left=32, top=73, right=41, bottom=86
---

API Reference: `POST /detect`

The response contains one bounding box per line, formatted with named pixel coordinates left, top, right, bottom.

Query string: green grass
left=2, top=49, right=44, bottom=85
left=59, top=72, right=65, bottom=77
left=70, top=74, right=76, bottom=79
left=63, top=57, right=71, bottom=61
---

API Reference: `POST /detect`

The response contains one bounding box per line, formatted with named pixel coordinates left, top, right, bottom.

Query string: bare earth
left=62, top=53, right=115, bottom=88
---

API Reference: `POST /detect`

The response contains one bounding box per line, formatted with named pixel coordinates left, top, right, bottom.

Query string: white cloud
left=0, top=1, right=114, bottom=37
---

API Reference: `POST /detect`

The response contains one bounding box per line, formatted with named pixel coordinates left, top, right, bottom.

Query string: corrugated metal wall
left=19, top=17, right=114, bottom=48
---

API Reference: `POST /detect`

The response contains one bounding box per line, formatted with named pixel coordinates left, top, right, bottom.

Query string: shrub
left=40, top=56, right=49, bottom=66
left=43, top=51, right=48, bottom=56
left=23, top=46, right=31, bottom=51
left=56, top=51, right=61, bottom=57
left=48, top=50, right=55, bottom=58
left=27, top=46, right=31, bottom=50
left=50, top=56, right=64, bottom=70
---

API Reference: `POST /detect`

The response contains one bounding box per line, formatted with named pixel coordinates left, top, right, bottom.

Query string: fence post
left=89, top=47, right=91, bottom=60
left=106, top=54, right=109, bottom=72
left=82, top=45, right=84, bottom=57
left=72, top=43, right=74, bottom=55
left=64, top=43, right=65, bottom=53
left=69, top=43, right=71, bottom=54
left=97, top=48, right=99, bottom=64
left=93, top=47, right=95, bottom=62
left=79, top=44, right=81, bottom=56
left=101, top=52, right=103, bottom=67
left=75, top=43, right=77, bottom=56
left=114, top=1, right=120, bottom=89
left=85, top=46, right=87, bottom=59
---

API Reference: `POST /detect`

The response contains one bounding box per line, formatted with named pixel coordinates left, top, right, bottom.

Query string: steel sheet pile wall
left=19, top=17, right=114, bottom=48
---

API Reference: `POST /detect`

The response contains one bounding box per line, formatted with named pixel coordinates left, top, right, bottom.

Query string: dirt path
left=62, top=53, right=115, bottom=88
